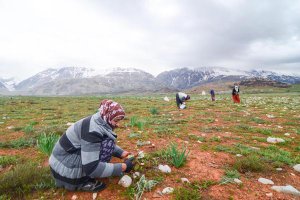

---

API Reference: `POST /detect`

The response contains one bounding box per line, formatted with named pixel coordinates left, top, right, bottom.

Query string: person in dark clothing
left=210, top=89, right=215, bottom=101
left=176, top=92, right=190, bottom=109
left=49, top=99, right=134, bottom=192
left=232, top=84, right=240, bottom=103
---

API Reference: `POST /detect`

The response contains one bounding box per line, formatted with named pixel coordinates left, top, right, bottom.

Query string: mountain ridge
left=1, top=66, right=299, bottom=95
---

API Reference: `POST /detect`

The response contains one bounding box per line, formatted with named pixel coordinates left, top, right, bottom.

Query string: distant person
left=176, top=92, right=190, bottom=109
left=49, top=99, right=134, bottom=192
left=232, top=84, right=240, bottom=103
left=210, top=89, right=215, bottom=101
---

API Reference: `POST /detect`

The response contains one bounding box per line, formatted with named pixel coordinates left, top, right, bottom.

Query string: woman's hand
left=121, top=163, right=127, bottom=172
left=121, top=151, right=132, bottom=159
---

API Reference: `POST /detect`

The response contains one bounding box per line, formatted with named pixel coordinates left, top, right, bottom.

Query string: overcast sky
left=0, top=0, right=300, bottom=80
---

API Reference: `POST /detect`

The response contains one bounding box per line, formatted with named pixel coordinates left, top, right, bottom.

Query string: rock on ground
left=271, top=185, right=300, bottom=196
left=293, top=164, right=300, bottom=172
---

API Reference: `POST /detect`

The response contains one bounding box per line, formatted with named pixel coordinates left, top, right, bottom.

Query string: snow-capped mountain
left=1, top=66, right=299, bottom=95
left=248, top=70, right=300, bottom=84
left=0, top=77, right=19, bottom=92
left=19, top=67, right=170, bottom=95
left=156, top=67, right=300, bottom=89
left=15, top=67, right=100, bottom=91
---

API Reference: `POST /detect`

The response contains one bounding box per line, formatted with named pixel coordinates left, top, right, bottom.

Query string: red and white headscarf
left=99, top=99, right=125, bottom=127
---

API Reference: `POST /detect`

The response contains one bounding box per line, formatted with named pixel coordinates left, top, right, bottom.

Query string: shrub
left=0, top=163, right=55, bottom=198
left=149, top=107, right=159, bottom=115
left=37, top=133, right=60, bottom=156
left=233, top=155, right=267, bottom=173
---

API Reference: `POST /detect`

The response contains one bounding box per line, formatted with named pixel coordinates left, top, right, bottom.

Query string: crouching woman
left=49, top=99, right=134, bottom=192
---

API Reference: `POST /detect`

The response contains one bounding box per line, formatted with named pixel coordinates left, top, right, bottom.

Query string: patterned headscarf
left=99, top=99, right=125, bottom=128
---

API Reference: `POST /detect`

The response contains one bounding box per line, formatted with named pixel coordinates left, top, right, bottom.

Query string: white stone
left=271, top=185, right=300, bottom=196
left=250, top=146, right=260, bottom=151
left=234, top=178, right=243, bottom=184
left=71, top=194, right=78, bottom=200
left=266, top=193, right=273, bottom=197
left=276, top=168, right=283, bottom=171
left=92, top=193, right=97, bottom=200
left=163, top=96, right=170, bottom=102
left=66, top=122, right=74, bottom=126
left=236, top=154, right=242, bottom=157
left=158, top=165, right=171, bottom=173
left=133, top=172, right=141, bottom=179
left=267, top=137, right=285, bottom=143
left=266, top=114, right=275, bottom=118
left=258, top=178, right=274, bottom=185
left=6, top=126, right=14, bottom=130
left=162, top=187, right=174, bottom=194
left=284, top=133, right=290, bottom=136
left=118, top=175, right=132, bottom=188
left=293, top=164, right=300, bottom=172
left=137, top=151, right=145, bottom=159
left=181, top=178, right=190, bottom=183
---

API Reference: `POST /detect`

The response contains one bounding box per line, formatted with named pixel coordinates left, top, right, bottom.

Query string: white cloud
left=0, top=0, right=300, bottom=80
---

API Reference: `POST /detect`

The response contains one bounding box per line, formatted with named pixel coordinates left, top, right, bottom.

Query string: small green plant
left=130, top=116, right=138, bottom=127
left=137, top=121, right=145, bottom=131
left=37, top=133, right=60, bottom=156
left=0, top=156, right=18, bottom=167
left=23, top=124, right=34, bottom=134
left=251, top=117, right=265, bottom=124
left=134, top=175, right=158, bottom=200
left=128, top=132, right=141, bottom=139
left=209, top=136, right=221, bottom=142
left=220, top=169, right=240, bottom=185
left=149, top=107, right=159, bottom=115
left=164, top=143, right=190, bottom=168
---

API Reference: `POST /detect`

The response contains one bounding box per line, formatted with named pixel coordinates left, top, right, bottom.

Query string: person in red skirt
left=232, top=84, right=240, bottom=103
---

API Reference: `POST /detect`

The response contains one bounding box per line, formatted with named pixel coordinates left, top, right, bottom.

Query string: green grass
left=0, top=156, right=18, bottom=167
left=173, top=186, right=201, bottom=200
left=23, top=124, right=34, bottom=134
left=220, top=169, right=240, bottom=185
left=233, top=155, right=267, bottom=173
left=0, top=162, right=55, bottom=199
left=0, top=138, right=35, bottom=149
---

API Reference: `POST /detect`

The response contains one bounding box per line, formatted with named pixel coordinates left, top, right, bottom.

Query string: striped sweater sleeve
left=113, top=145, right=124, bottom=158
left=80, top=117, right=123, bottom=178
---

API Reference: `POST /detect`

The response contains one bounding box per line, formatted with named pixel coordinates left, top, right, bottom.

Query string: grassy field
left=0, top=92, right=299, bottom=199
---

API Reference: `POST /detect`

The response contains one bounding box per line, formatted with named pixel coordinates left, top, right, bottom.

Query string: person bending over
left=49, top=99, right=134, bottom=192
